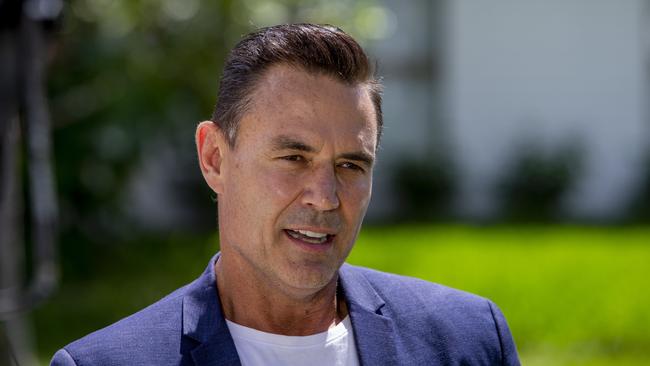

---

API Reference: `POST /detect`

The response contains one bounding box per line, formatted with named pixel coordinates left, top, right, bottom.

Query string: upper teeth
left=296, top=230, right=327, bottom=238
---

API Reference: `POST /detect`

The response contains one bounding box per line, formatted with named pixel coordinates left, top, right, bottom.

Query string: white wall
left=447, top=0, right=648, bottom=219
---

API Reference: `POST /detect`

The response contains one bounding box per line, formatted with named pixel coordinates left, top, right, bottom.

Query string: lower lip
left=284, top=230, right=334, bottom=253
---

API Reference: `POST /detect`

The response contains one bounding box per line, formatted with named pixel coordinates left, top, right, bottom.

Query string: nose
left=301, top=165, right=340, bottom=211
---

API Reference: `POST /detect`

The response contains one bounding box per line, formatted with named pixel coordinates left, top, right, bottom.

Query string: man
left=51, top=24, right=520, bottom=365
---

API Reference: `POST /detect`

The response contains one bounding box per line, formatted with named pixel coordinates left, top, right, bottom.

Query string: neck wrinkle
left=215, top=253, right=345, bottom=336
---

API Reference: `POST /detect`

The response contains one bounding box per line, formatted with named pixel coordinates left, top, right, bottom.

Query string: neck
left=215, top=253, right=347, bottom=336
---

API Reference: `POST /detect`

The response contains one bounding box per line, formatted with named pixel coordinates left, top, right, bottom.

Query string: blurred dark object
left=1, top=0, right=62, bottom=364
left=495, top=137, right=583, bottom=222
left=391, top=156, right=455, bottom=222
left=627, top=149, right=650, bottom=222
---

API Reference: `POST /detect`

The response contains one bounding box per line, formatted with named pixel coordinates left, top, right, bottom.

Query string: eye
left=339, top=161, right=364, bottom=172
left=280, top=155, right=304, bottom=162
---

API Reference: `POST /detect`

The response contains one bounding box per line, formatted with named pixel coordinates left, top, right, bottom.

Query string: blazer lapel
left=180, top=256, right=401, bottom=366
left=182, top=254, right=241, bottom=366
left=339, top=264, right=400, bottom=366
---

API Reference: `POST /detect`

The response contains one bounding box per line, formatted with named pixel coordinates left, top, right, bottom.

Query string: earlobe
left=196, top=121, right=227, bottom=194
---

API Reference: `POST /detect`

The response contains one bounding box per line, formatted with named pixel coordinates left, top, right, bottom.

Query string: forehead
left=238, top=64, right=378, bottom=152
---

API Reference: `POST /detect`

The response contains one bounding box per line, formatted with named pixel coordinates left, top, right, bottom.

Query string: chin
left=279, top=265, right=338, bottom=293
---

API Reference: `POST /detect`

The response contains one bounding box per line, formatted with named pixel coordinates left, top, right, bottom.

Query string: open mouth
left=284, top=229, right=334, bottom=245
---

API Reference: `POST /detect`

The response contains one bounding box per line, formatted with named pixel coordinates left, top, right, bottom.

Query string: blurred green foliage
left=35, top=225, right=650, bottom=365
left=51, top=0, right=238, bottom=245
left=49, top=0, right=388, bottom=248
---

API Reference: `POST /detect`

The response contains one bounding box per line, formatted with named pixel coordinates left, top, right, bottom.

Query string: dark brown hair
left=211, top=23, right=383, bottom=147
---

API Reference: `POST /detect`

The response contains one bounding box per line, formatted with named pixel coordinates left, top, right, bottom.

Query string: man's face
left=215, top=64, right=377, bottom=296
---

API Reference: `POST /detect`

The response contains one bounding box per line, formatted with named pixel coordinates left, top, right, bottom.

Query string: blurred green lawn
left=34, top=225, right=650, bottom=365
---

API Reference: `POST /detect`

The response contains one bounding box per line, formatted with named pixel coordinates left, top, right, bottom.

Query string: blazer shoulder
left=50, top=349, right=76, bottom=366
left=341, top=264, right=521, bottom=365
left=343, top=263, right=488, bottom=308
left=52, top=254, right=225, bottom=366
left=59, top=281, right=193, bottom=365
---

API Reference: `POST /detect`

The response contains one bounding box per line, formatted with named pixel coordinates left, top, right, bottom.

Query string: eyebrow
left=271, top=135, right=316, bottom=153
left=340, top=151, right=374, bottom=167
left=271, top=134, right=375, bottom=167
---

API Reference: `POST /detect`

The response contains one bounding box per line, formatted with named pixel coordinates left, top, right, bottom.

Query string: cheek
left=232, top=162, right=301, bottom=223
left=340, top=177, right=372, bottom=216
left=260, top=166, right=302, bottom=203
left=265, top=171, right=300, bottom=201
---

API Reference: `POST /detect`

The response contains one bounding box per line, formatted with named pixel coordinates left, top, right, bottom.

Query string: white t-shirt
left=226, top=316, right=360, bottom=366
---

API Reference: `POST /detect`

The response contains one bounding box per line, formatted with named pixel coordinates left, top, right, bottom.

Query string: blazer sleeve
left=488, top=300, right=521, bottom=366
left=50, top=349, right=78, bottom=366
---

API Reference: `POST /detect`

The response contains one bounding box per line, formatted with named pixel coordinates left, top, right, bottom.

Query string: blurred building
left=367, top=0, right=649, bottom=221
left=90, top=0, right=650, bottom=228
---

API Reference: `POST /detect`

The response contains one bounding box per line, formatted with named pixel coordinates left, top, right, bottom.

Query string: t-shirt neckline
left=225, top=316, right=352, bottom=348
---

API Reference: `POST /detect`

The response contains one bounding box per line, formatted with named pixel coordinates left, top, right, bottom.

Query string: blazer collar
left=182, top=253, right=241, bottom=366
left=339, top=264, right=399, bottom=366
left=181, top=255, right=398, bottom=366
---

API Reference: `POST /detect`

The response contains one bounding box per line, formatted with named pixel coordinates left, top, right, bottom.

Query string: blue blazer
left=51, top=254, right=520, bottom=365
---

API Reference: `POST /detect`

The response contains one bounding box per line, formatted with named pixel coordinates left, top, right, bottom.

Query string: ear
left=196, top=121, right=228, bottom=194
